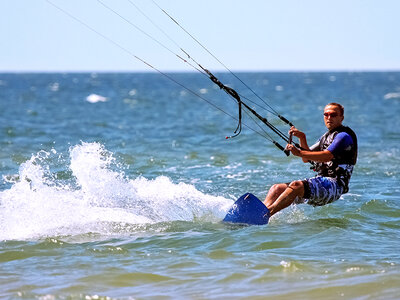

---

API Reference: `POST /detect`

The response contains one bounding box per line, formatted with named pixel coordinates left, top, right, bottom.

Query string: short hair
left=326, top=102, right=344, bottom=116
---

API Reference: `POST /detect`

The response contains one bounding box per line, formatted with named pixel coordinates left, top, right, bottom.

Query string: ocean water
left=0, top=72, right=399, bottom=299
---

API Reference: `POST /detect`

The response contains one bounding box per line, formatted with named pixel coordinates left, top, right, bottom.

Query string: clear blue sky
left=1, top=0, right=400, bottom=72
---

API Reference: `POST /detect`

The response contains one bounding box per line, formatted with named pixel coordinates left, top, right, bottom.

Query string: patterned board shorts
left=295, top=176, right=344, bottom=206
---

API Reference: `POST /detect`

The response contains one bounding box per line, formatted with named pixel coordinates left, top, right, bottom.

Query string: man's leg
left=265, top=180, right=305, bottom=216
left=264, top=183, right=288, bottom=207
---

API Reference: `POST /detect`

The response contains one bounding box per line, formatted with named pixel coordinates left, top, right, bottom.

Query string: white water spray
left=0, top=142, right=231, bottom=240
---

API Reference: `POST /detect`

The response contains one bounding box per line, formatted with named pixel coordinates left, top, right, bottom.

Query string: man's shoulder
left=333, top=132, right=354, bottom=146
left=337, top=125, right=357, bottom=138
left=336, top=125, right=357, bottom=146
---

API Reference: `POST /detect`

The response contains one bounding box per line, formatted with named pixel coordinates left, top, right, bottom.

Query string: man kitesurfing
left=263, top=103, right=358, bottom=216
left=46, top=1, right=358, bottom=225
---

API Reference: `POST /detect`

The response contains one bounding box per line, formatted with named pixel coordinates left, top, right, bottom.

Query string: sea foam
left=0, top=142, right=231, bottom=240
left=86, top=93, right=108, bottom=103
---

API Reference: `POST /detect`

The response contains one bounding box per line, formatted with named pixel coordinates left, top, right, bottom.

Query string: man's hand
left=289, top=126, right=305, bottom=139
left=285, top=144, right=302, bottom=157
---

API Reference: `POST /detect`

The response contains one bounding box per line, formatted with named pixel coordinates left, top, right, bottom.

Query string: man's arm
left=287, top=131, right=354, bottom=163
left=290, top=148, right=334, bottom=162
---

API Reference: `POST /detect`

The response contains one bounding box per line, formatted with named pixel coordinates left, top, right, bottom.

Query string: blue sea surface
left=0, top=72, right=399, bottom=299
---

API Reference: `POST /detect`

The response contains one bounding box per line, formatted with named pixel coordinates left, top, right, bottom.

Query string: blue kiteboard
left=222, top=193, right=270, bottom=225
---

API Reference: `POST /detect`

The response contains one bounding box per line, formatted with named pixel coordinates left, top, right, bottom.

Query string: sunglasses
left=323, top=112, right=339, bottom=118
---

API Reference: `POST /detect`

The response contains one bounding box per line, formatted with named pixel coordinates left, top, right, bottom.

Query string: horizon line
left=1, top=68, right=400, bottom=74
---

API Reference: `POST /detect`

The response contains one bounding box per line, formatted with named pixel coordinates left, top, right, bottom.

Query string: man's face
left=323, top=105, right=344, bottom=130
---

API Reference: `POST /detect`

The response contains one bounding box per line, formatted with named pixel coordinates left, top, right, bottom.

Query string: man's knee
left=288, top=180, right=305, bottom=196
left=269, top=183, right=288, bottom=195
